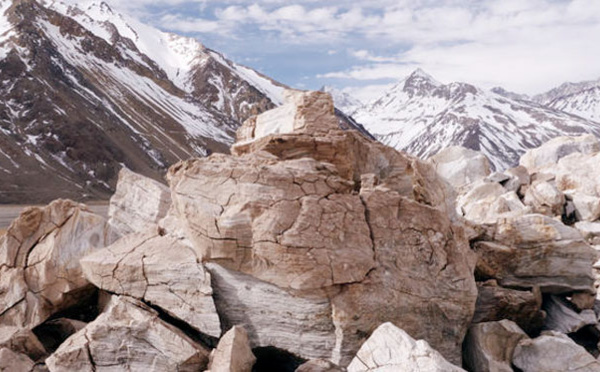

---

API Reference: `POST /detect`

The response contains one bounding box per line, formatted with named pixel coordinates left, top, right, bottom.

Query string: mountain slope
left=0, top=0, right=289, bottom=203
left=546, top=86, right=600, bottom=122
left=321, top=86, right=363, bottom=116
left=354, top=69, right=600, bottom=170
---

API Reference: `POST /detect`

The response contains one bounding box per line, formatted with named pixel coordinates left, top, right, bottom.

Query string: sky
left=80, top=0, right=600, bottom=102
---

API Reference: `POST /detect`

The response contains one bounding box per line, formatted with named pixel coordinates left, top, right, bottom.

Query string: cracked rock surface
left=0, top=200, right=116, bottom=331
left=80, top=232, right=221, bottom=338
left=45, top=296, right=210, bottom=371
left=163, top=90, right=477, bottom=366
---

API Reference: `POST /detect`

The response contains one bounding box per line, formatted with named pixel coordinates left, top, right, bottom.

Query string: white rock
left=0, top=347, right=35, bottom=371
left=457, top=181, right=529, bottom=224
left=46, top=296, right=210, bottom=371
left=347, top=322, right=465, bottom=372
left=429, top=146, right=491, bottom=191
left=523, top=181, right=565, bottom=216
left=519, top=135, right=599, bottom=174
left=108, top=167, right=172, bottom=236
left=208, top=326, right=256, bottom=372
left=81, top=232, right=221, bottom=338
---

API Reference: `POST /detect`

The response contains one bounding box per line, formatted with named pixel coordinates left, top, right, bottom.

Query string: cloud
left=78, top=0, right=600, bottom=96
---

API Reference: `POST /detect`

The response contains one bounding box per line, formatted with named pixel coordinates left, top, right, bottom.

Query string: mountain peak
left=401, top=68, right=441, bottom=95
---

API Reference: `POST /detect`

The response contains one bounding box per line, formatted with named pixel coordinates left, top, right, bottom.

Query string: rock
left=429, top=146, right=491, bottom=191
left=512, top=331, right=600, bottom=372
left=472, top=280, right=544, bottom=333
left=107, top=167, right=172, bottom=236
left=164, top=90, right=476, bottom=366
left=485, top=172, right=511, bottom=184
left=45, top=296, right=210, bottom=371
left=571, top=292, right=597, bottom=311
left=576, top=222, right=600, bottom=245
left=0, top=200, right=116, bottom=330
left=0, top=347, right=35, bottom=371
left=0, top=328, right=46, bottom=362
left=457, top=181, right=529, bottom=223
left=207, top=263, right=337, bottom=362
left=523, top=181, right=565, bottom=216
left=80, top=232, right=221, bottom=338
left=504, top=165, right=531, bottom=193
left=234, top=90, right=339, bottom=146
left=463, top=320, right=528, bottom=372
left=346, top=322, right=465, bottom=372
left=208, top=326, right=256, bottom=372
left=296, top=359, right=345, bottom=372
left=543, top=295, right=597, bottom=334
left=553, top=151, right=600, bottom=222
left=519, top=134, right=599, bottom=174
left=474, top=214, right=597, bottom=294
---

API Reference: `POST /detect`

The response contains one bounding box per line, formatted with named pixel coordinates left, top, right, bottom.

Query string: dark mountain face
left=0, top=0, right=278, bottom=203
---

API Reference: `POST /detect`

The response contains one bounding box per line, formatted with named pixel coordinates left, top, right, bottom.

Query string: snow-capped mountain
left=531, top=77, right=600, bottom=123
left=0, top=0, right=290, bottom=203
left=354, top=69, right=600, bottom=170
left=321, top=86, right=363, bottom=116
left=533, top=78, right=600, bottom=106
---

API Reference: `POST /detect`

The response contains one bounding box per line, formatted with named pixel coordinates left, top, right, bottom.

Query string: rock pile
left=0, top=90, right=599, bottom=371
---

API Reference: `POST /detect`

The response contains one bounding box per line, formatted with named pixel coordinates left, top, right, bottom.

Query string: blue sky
left=94, top=0, right=600, bottom=102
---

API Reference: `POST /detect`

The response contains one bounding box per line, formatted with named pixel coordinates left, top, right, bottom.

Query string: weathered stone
left=0, top=347, right=35, bottom=372
left=347, top=322, right=465, bottom=372
left=474, top=214, right=596, bottom=294
left=81, top=232, right=221, bottom=338
left=296, top=359, right=345, bottom=372
left=207, top=263, right=336, bottom=361
left=164, top=90, right=476, bottom=366
left=429, top=146, right=491, bottom=191
left=45, top=296, right=209, bottom=371
left=519, top=134, right=600, bottom=174
left=523, top=181, right=565, bottom=216
left=457, top=182, right=529, bottom=223
left=504, top=165, right=531, bottom=193
left=107, top=167, right=171, bottom=236
left=463, top=320, right=528, bottom=372
left=0, top=200, right=116, bottom=330
left=513, top=331, right=600, bottom=372
left=472, top=280, right=544, bottom=333
left=208, top=326, right=256, bottom=372
left=571, top=292, right=597, bottom=311
left=331, top=188, right=477, bottom=365
left=0, top=328, right=46, bottom=362
left=543, top=295, right=597, bottom=334
left=576, top=222, right=600, bottom=245
left=234, top=90, right=340, bottom=146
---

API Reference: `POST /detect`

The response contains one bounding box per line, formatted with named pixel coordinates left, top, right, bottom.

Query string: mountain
left=533, top=78, right=600, bottom=105
left=321, top=86, right=363, bottom=115
left=353, top=69, right=600, bottom=170
left=490, top=87, right=530, bottom=102
left=0, top=0, right=288, bottom=203
left=533, top=78, right=600, bottom=123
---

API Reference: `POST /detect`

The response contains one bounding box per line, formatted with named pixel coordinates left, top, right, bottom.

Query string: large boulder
left=457, top=181, right=529, bottom=224
left=164, top=90, right=477, bottom=366
left=543, top=295, right=597, bottom=334
left=512, top=331, right=600, bottom=372
left=346, top=322, right=464, bottom=372
left=80, top=232, right=221, bottom=338
left=519, top=135, right=599, bottom=174
left=107, top=167, right=172, bottom=236
left=523, top=181, right=565, bottom=216
left=0, top=348, right=35, bottom=371
left=46, top=296, right=210, bottom=371
left=0, top=200, right=116, bottom=331
left=463, top=320, right=528, bottom=372
left=474, top=214, right=596, bottom=294
left=429, top=146, right=491, bottom=191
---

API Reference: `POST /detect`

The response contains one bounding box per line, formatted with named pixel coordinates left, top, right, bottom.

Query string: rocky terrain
left=353, top=69, right=600, bottom=171
left=1, top=89, right=600, bottom=371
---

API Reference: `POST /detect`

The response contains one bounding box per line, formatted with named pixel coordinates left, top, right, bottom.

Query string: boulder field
left=0, top=90, right=599, bottom=371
